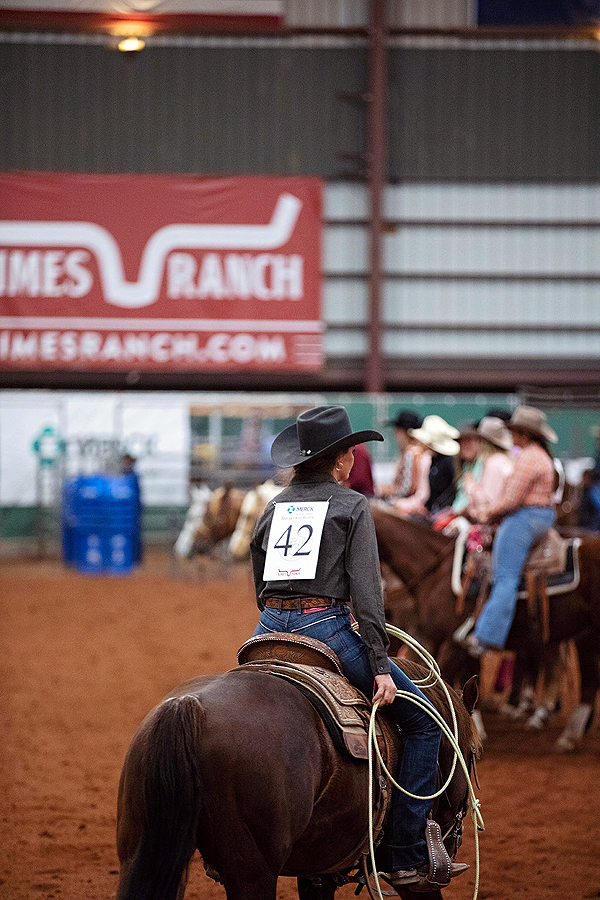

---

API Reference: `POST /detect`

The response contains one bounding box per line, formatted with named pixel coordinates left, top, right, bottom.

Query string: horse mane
left=394, top=658, right=482, bottom=758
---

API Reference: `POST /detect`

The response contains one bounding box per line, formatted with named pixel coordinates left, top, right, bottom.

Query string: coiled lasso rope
left=352, top=622, right=485, bottom=900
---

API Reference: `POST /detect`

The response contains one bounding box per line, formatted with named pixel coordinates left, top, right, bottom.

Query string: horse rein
left=436, top=750, right=478, bottom=856
left=362, top=623, right=484, bottom=900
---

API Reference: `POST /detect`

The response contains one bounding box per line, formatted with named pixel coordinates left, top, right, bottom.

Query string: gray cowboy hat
left=459, top=416, right=513, bottom=451
left=270, top=406, right=384, bottom=469
left=507, top=406, right=558, bottom=444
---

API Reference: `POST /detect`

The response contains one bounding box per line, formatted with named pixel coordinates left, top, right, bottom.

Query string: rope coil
left=355, top=622, right=484, bottom=900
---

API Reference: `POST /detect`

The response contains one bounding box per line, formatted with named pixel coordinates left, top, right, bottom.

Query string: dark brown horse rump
left=116, top=658, right=479, bottom=900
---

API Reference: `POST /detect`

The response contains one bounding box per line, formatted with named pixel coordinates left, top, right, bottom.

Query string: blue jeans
left=474, top=506, right=556, bottom=649
left=254, top=605, right=441, bottom=869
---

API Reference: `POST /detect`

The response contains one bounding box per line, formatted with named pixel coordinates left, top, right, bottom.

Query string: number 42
left=274, top=524, right=313, bottom=556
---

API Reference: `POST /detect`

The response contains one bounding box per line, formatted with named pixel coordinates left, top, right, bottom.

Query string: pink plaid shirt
left=489, top=442, right=555, bottom=519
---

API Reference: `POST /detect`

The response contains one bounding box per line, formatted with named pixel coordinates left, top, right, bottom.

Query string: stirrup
left=380, top=821, right=470, bottom=894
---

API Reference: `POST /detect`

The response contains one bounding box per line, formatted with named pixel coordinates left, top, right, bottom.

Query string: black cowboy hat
left=386, top=410, right=423, bottom=431
left=270, top=406, right=384, bottom=469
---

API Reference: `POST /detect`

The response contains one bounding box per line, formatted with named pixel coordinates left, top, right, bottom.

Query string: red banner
left=0, top=173, right=323, bottom=373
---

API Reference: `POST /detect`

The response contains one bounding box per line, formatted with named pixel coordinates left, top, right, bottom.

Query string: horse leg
left=201, top=813, right=284, bottom=900
left=525, top=642, right=565, bottom=730
left=297, top=875, right=338, bottom=900
left=501, top=635, right=540, bottom=720
left=554, top=630, right=598, bottom=753
left=217, top=866, right=278, bottom=900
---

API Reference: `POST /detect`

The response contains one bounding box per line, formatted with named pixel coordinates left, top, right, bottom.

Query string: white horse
left=174, top=483, right=212, bottom=559
left=229, top=480, right=284, bottom=561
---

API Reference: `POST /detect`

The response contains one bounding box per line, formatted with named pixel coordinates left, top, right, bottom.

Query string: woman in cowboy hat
left=453, top=417, right=514, bottom=523
left=377, top=409, right=426, bottom=505
left=457, top=406, right=557, bottom=658
left=250, top=406, right=468, bottom=892
left=399, top=415, right=461, bottom=515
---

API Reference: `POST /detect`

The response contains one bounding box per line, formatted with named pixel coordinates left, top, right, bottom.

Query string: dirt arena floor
left=1, top=550, right=599, bottom=900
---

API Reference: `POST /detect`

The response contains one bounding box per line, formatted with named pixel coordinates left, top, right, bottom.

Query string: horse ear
left=461, top=675, right=479, bottom=715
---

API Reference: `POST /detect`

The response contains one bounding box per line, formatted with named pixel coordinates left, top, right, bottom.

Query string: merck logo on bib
left=0, top=174, right=323, bottom=373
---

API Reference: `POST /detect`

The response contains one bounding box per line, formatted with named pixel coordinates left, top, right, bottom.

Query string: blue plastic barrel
left=103, top=475, right=140, bottom=573
left=61, top=474, right=141, bottom=574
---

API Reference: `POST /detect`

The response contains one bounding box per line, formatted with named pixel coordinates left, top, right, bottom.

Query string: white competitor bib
left=263, top=500, right=329, bottom=581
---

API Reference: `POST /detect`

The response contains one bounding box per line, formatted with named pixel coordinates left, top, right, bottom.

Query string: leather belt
left=264, top=596, right=335, bottom=611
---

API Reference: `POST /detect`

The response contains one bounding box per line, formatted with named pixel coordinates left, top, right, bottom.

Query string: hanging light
left=117, top=36, right=146, bottom=52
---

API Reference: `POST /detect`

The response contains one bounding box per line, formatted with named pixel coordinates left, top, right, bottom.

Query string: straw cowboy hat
left=459, top=416, right=513, bottom=451
left=270, top=406, right=383, bottom=469
left=408, top=415, right=460, bottom=456
left=507, top=406, right=558, bottom=444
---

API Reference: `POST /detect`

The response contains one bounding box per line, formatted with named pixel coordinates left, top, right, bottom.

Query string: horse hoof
left=525, top=708, right=550, bottom=730
left=553, top=735, right=578, bottom=753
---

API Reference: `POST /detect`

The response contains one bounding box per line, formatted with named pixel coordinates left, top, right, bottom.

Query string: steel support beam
left=366, top=0, right=387, bottom=394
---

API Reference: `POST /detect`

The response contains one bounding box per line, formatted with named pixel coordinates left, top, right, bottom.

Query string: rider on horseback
left=455, top=405, right=558, bottom=658
left=250, top=406, right=469, bottom=893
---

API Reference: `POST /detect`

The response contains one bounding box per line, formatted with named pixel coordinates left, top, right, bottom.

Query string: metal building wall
left=1, top=31, right=599, bottom=389
left=283, top=0, right=471, bottom=29
left=0, top=35, right=367, bottom=176
left=2, top=34, right=598, bottom=181
left=324, top=182, right=600, bottom=380
left=388, top=39, right=600, bottom=181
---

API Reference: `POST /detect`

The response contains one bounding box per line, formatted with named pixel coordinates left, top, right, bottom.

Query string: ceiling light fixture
left=117, top=36, right=146, bottom=52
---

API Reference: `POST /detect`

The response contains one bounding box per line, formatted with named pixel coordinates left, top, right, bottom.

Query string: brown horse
left=190, top=482, right=246, bottom=556
left=370, top=502, right=600, bottom=751
left=116, top=659, right=480, bottom=900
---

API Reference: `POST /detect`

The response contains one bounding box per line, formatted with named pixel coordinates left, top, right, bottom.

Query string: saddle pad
left=518, top=539, right=581, bottom=598
left=527, top=528, right=568, bottom=575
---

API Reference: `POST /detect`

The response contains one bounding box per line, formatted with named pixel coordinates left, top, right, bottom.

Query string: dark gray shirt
left=250, top=473, right=391, bottom=677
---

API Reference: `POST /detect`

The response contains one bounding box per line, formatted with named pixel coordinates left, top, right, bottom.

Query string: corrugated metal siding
left=1, top=32, right=600, bottom=383
left=283, top=0, right=471, bottom=29
left=389, top=0, right=471, bottom=28
left=284, top=0, right=368, bottom=28
left=323, top=183, right=600, bottom=361
left=388, top=46, right=600, bottom=181
left=1, top=39, right=367, bottom=175
left=2, top=37, right=599, bottom=180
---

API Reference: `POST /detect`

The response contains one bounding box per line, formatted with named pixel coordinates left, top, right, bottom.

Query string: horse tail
left=117, top=693, right=204, bottom=900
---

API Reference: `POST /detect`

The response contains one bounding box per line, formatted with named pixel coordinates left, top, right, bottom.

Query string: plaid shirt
left=489, top=442, right=554, bottom=519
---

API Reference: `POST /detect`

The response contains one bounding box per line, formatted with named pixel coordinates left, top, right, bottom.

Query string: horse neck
left=374, top=507, right=454, bottom=585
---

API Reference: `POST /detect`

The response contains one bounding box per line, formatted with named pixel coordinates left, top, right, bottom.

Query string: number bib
left=263, top=500, right=329, bottom=581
